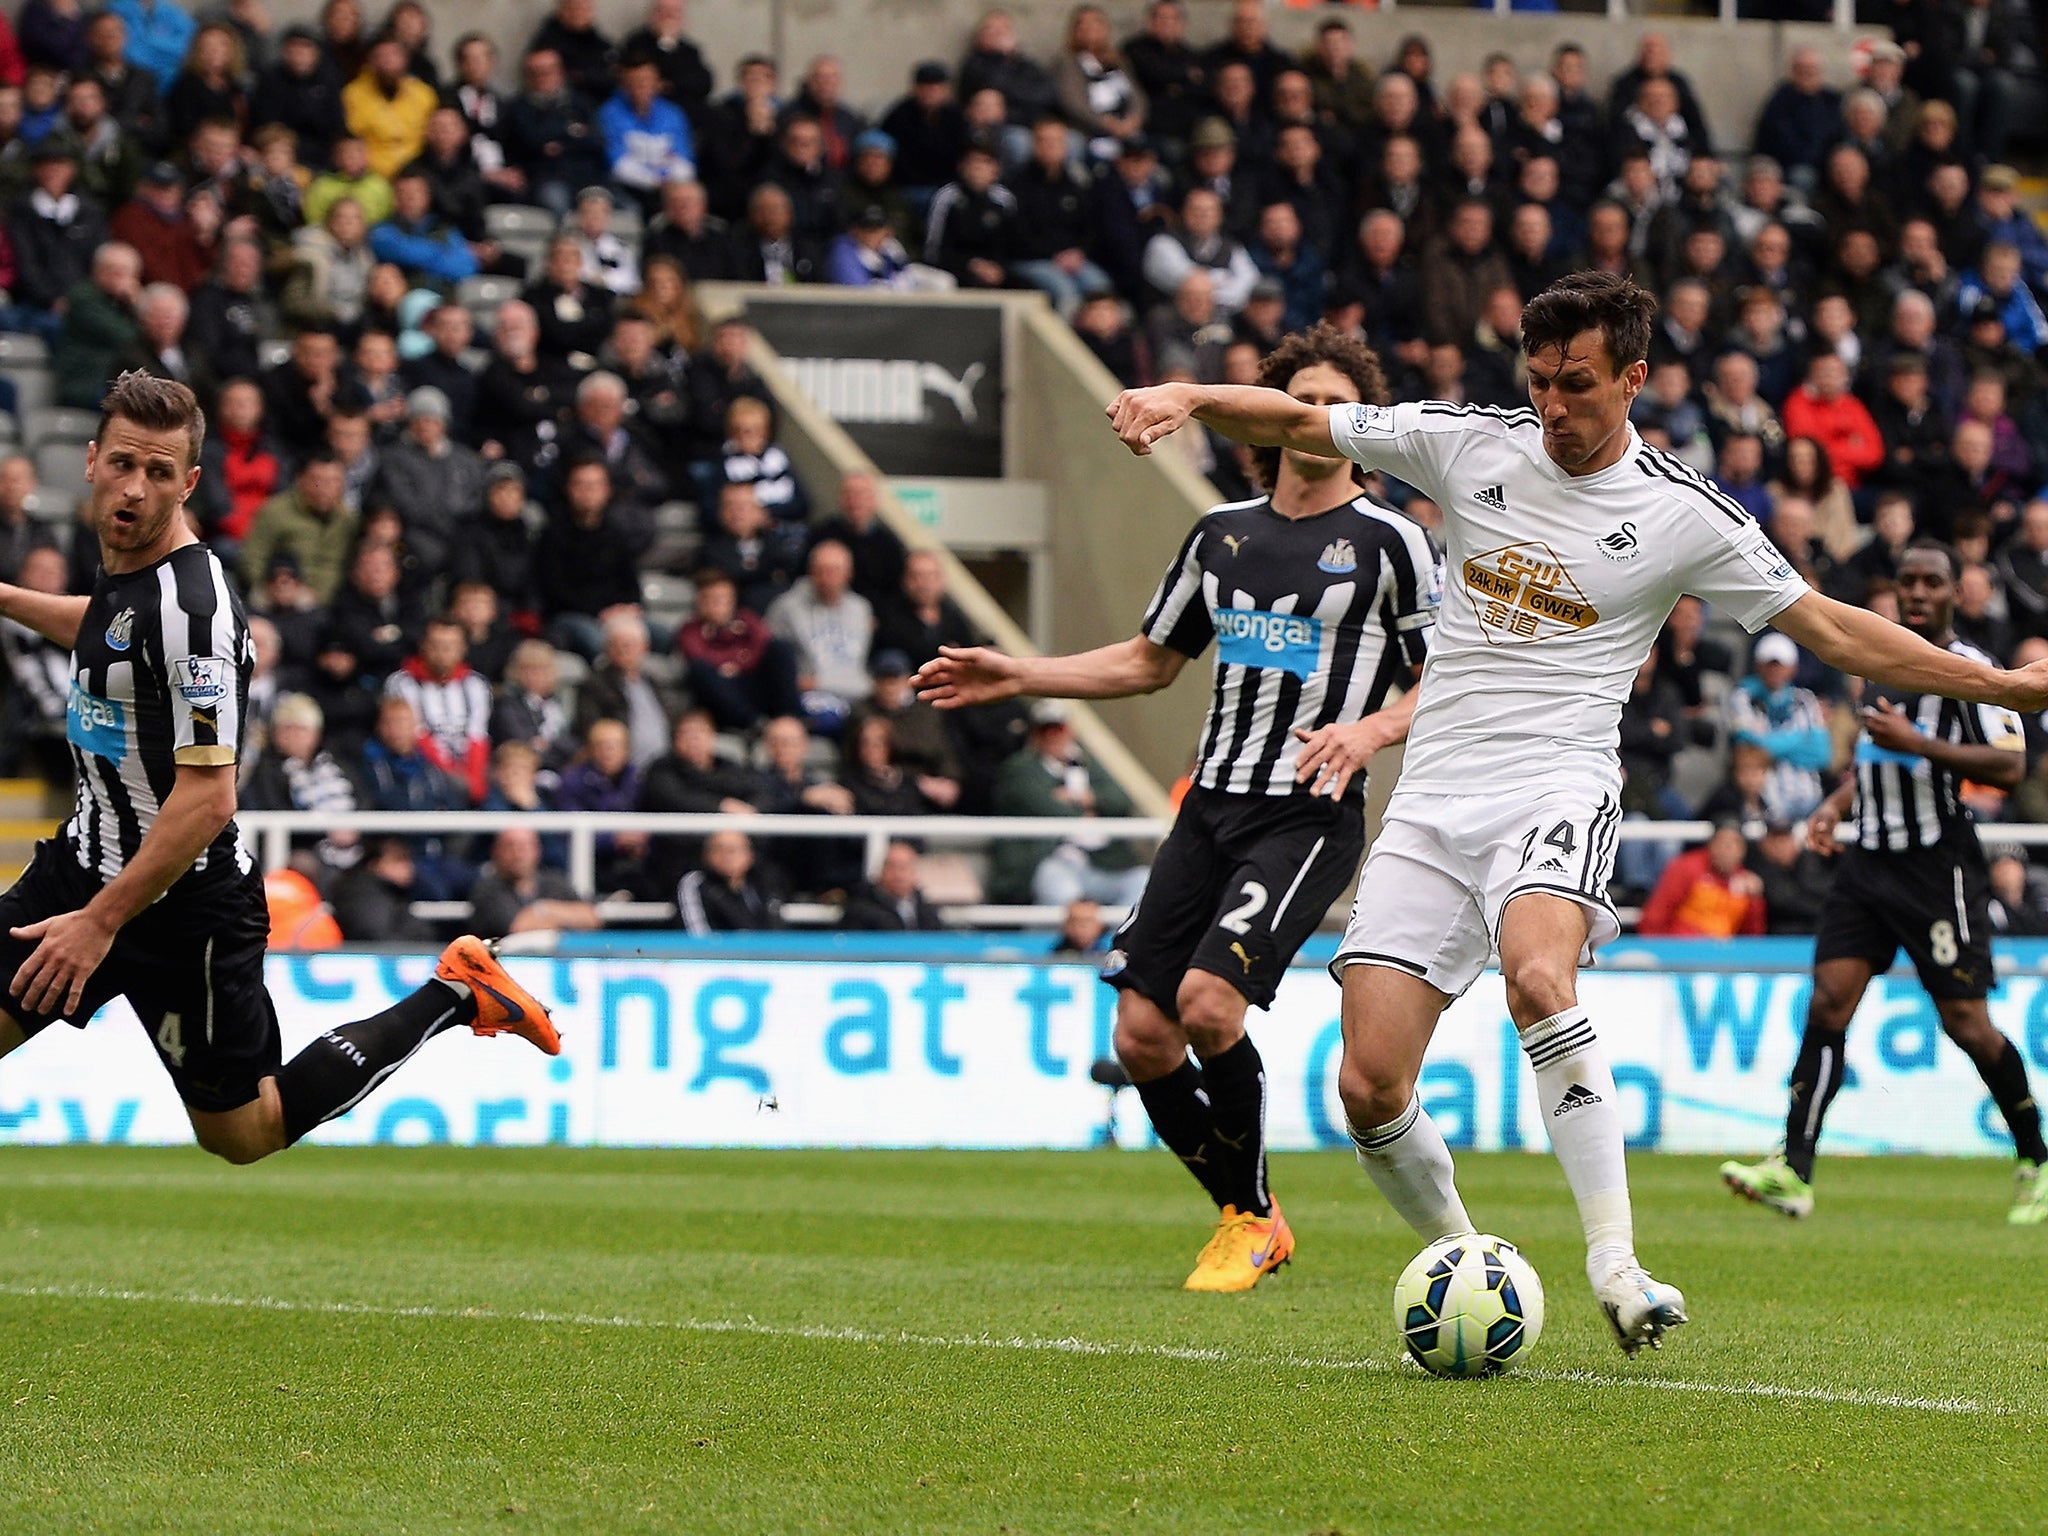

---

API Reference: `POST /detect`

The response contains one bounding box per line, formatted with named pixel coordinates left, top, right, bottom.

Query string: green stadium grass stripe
left=0, top=1280, right=2000, bottom=1417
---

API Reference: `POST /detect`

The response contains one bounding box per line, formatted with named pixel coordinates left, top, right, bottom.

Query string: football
left=1393, top=1233, right=1546, bottom=1378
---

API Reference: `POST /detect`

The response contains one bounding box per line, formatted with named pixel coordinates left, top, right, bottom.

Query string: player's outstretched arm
left=0, top=583, right=90, bottom=650
left=914, top=638, right=1188, bottom=709
left=1775, top=591, right=2048, bottom=710
left=9, top=763, right=236, bottom=1016
left=1107, top=383, right=1337, bottom=458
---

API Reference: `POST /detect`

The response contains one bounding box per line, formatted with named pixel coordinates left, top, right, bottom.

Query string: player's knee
left=1338, top=1051, right=1414, bottom=1131
left=1500, top=952, right=1578, bottom=1027
left=193, top=1130, right=273, bottom=1166
left=1112, top=999, right=1186, bottom=1079
left=1174, top=971, right=1245, bottom=1054
left=1806, top=982, right=1859, bottom=1033
left=1939, top=1008, right=2001, bottom=1059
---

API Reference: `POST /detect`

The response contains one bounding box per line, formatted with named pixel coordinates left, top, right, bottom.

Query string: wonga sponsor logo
left=66, top=683, right=126, bottom=761
left=1213, top=608, right=1324, bottom=678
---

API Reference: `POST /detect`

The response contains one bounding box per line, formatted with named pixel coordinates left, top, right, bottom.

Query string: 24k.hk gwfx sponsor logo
left=1461, top=541, right=1600, bottom=645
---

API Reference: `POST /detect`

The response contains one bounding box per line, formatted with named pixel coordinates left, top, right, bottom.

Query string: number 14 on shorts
left=1519, top=819, right=1580, bottom=875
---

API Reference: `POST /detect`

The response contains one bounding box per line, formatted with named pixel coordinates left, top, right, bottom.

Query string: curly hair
left=1520, top=271, right=1658, bottom=375
left=1249, top=323, right=1390, bottom=492
left=97, top=370, right=205, bottom=469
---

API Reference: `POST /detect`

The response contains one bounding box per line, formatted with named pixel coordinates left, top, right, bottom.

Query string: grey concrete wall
left=1012, top=300, right=1216, bottom=793
left=280, top=0, right=1870, bottom=155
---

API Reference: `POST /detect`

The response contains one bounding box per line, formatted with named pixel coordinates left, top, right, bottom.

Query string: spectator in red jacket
left=108, top=160, right=220, bottom=291
left=1779, top=352, right=1883, bottom=490
left=1639, top=822, right=1769, bottom=938
left=384, top=616, right=492, bottom=804
left=676, top=566, right=802, bottom=732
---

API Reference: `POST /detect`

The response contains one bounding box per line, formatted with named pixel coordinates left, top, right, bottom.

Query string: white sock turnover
left=1348, top=1097, right=1474, bottom=1241
left=1521, top=1007, right=1635, bottom=1287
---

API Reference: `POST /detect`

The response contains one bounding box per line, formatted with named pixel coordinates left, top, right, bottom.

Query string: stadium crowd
left=0, top=0, right=2047, bottom=938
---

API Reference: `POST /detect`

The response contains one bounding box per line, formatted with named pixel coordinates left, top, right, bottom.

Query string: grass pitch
left=2, top=1148, right=2045, bottom=1535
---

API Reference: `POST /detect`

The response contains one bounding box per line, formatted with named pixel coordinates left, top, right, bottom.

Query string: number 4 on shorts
left=1519, top=820, right=1579, bottom=870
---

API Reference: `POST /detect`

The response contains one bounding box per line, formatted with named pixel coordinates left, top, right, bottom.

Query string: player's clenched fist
left=1107, top=385, right=1196, bottom=454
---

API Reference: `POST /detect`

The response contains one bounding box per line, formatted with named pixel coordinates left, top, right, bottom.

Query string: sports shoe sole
left=436, top=936, right=561, bottom=1056
left=1721, top=1168, right=1813, bottom=1219
left=1604, top=1297, right=1688, bottom=1358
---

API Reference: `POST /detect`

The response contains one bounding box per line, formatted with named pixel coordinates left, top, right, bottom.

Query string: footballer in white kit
left=1108, top=273, right=2048, bottom=1355
left=1322, top=395, right=1805, bottom=997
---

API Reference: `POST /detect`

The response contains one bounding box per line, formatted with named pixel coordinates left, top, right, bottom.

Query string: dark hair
left=693, top=565, right=735, bottom=589
left=1782, top=434, right=1835, bottom=496
left=1249, top=322, right=1389, bottom=492
left=98, top=370, right=205, bottom=468
left=1901, top=536, right=1959, bottom=579
left=1519, top=271, right=1657, bottom=376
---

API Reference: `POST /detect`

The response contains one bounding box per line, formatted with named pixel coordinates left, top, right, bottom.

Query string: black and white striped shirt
left=1851, top=638, right=2025, bottom=853
left=1142, top=493, right=1439, bottom=799
left=64, top=543, right=254, bottom=888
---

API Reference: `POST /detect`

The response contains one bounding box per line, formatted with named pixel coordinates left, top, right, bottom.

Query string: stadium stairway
left=0, top=778, right=64, bottom=884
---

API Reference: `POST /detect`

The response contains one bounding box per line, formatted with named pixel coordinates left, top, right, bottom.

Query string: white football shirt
left=1327, top=400, right=1810, bottom=794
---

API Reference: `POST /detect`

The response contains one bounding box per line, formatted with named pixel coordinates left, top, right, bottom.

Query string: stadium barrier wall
left=9, top=947, right=2048, bottom=1156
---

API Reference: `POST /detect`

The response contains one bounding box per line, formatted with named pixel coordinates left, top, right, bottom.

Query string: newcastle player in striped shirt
left=0, top=373, right=557, bottom=1163
left=1723, top=540, right=2048, bottom=1225
left=917, top=328, right=1438, bottom=1291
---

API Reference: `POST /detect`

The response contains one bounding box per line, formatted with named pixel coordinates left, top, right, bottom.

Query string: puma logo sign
left=918, top=361, right=986, bottom=425
left=1222, top=533, right=1249, bottom=556
left=1229, top=942, right=1257, bottom=973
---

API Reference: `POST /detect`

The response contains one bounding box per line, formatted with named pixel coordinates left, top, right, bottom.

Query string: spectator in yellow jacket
left=342, top=37, right=437, bottom=179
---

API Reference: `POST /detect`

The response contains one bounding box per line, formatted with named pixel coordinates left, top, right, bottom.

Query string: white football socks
left=1348, top=1097, right=1474, bottom=1241
left=1521, top=1007, right=1634, bottom=1287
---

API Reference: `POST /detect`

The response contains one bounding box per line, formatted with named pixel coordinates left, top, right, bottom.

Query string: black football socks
left=1782, top=1022, right=1848, bottom=1184
left=1199, top=1035, right=1273, bottom=1218
left=1133, top=1059, right=1238, bottom=1211
left=1974, top=1036, right=2048, bottom=1166
left=276, top=979, right=478, bottom=1144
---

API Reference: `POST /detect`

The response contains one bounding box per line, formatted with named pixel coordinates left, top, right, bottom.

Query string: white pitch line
left=0, top=1282, right=2002, bottom=1417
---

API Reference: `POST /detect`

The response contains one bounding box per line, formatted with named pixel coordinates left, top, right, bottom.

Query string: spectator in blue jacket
left=826, top=203, right=913, bottom=287
left=1752, top=47, right=1839, bottom=192
left=598, top=51, right=693, bottom=209
left=369, top=167, right=479, bottom=287
left=107, top=0, right=193, bottom=98
left=1969, top=166, right=2048, bottom=295
left=1725, top=631, right=1832, bottom=821
left=1958, top=243, right=2048, bottom=356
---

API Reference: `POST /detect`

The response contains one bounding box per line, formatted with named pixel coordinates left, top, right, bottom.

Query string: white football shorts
left=1331, top=773, right=1623, bottom=998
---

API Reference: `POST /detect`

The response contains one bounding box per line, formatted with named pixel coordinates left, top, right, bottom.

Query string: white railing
left=239, top=810, right=2048, bottom=903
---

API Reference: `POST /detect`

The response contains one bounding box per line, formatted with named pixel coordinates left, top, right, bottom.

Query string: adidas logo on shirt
left=1553, top=1083, right=1603, bottom=1116
left=1474, top=485, right=1507, bottom=511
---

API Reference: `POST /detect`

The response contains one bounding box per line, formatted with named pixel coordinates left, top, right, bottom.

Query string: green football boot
left=1719, top=1153, right=1814, bottom=1219
left=2008, top=1162, right=2048, bottom=1226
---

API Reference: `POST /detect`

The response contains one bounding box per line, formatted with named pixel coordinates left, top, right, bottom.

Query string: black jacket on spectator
left=536, top=511, right=641, bottom=618
left=249, top=57, right=347, bottom=167
left=499, top=88, right=610, bottom=191
left=958, top=47, right=1059, bottom=127
left=260, top=359, right=335, bottom=456
left=187, top=278, right=262, bottom=383
left=640, top=750, right=761, bottom=887
left=474, top=354, right=579, bottom=470
left=449, top=510, right=540, bottom=614
left=730, top=230, right=823, bottom=285
left=331, top=864, right=437, bottom=941
left=686, top=356, right=772, bottom=465
left=619, top=26, right=714, bottom=118
left=523, top=279, right=613, bottom=364
left=766, top=155, right=846, bottom=243
left=1751, top=847, right=1834, bottom=935
left=840, top=879, right=942, bottom=931
left=1007, top=161, right=1095, bottom=262
left=324, top=585, right=426, bottom=681
left=642, top=212, right=738, bottom=283
left=925, top=181, right=1021, bottom=284
left=677, top=867, right=783, bottom=932
left=807, top=515, right=906, bottom=606
left=1087, top=168, right=1167, bottom=301
left=877, top=96, right=969, bottom=190
left=7, top=196, right=108, bottom=312
left=1122, top=32, right=1204, bottom=146
left=875, top=594, right=979, bottom=669
left=527, top=17, right=616, bottom=103
left=408, top=146, right=492, bottom=243
left=701, top=530, right=801, bottom=617
left=400, top=350, right=481, bottom=446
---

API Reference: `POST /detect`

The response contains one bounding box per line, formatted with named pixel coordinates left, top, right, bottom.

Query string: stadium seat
left=23, top=407, right=100, bottom=450
left=484, top=205, right=558, bottom=242
left=260, top=339, right=291, bottom=368
left=0, top=334, right=50, bottom=367
left=498, top=234, right=550, bottom=276
left=19, top=490, right=68, bottom=527
left=457, top=274, right=523, bottom=312
left=29, top=443, right=88, bottom=510
left=1, top=366, right=54, bottom=420
left=0, top=414, right=16, bottom=445
left=609, top=204, right=644, bottom=240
